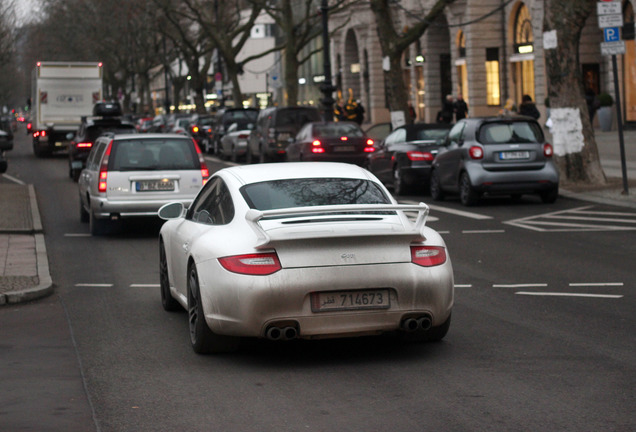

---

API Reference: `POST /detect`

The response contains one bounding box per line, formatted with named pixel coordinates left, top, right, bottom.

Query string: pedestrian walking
left=454, top=94, right=468, bottom=121
left=518, top=94, right=540, bottom=120
left=437, top=95, right=454, bottom=124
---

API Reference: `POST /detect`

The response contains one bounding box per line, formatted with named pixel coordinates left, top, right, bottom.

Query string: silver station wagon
left=78, top=133, right=209, bottom=235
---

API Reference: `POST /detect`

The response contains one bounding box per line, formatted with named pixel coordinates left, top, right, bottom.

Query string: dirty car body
left=158, top=162, right=454, bottom=353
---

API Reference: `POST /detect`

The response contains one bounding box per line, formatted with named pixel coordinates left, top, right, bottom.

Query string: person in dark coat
left=437, top=95, right=454, bottom=124
left=454, top=94, right=468, bottom=120
left=585, top=87, right=600, bottom=123
left=518, top=94, right=540, bottom=120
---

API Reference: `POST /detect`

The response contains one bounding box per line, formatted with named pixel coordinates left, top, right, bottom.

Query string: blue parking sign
left=604, top=27, right=620, bottom=42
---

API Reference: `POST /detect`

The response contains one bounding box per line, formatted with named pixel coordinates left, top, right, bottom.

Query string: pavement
left=0, top=128, right=635, bottom=305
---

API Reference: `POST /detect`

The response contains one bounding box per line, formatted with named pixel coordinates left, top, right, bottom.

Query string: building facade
left=320, top=0, right=635, bottom=127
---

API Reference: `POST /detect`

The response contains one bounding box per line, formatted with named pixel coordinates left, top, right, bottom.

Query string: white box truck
left=31, top=62, right=103, bottom=157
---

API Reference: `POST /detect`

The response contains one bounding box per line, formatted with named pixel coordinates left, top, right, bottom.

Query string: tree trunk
left=284, top=47, right=300, bottom=107
left=543, top=0, right=606, bottom=185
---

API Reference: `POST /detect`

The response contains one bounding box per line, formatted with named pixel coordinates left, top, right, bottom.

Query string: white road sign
left=597, top=1, right=621, bottom=16
left=601, top=40, right=626, bottom=55
left=598, top=14, right=623, bottom=28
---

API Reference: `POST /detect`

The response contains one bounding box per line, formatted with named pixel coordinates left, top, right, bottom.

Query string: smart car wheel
left=160, top=241, right=180, bottom=312
left=459, top=172, right=479, bottom=206
left=430, top=169, right=444, bottom=201
left=187, top=264, right=239, bottom=354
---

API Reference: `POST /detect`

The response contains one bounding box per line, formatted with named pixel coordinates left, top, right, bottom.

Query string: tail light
left=340, top=136, right=348, bottom=141
left=27, top=123, right=32, bottom=131
left=238, top=133, right=249, bottom=140
left=218, top=252, right=281, bottom=275
left=76, top=142, right=92, bottom=149
left=469, top=146, right=483, bottom=160
left=311, top=139, right=325, bottom=154
left=543, top=143, right=554, bottom=157
left=192, top=126, right=199, bottom=133
left=364, top=138, right=375, bottom=153
left=98, top=139, right=113, bottom=193
left=411, top=246, right=446, bottom=267
left=193, top=140, right=209, bottom=184
left=406, top=151, right=434, bottom=161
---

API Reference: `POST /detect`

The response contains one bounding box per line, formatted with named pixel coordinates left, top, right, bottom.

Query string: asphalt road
left=1, top=129, right=635, bottom=431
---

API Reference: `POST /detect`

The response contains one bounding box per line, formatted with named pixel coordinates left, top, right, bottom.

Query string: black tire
left=71, top=167, right=81, bottom=182
left=393, top=167, right=406, bottom=196
left=79, top=197, right=89, bottom=223
left=89, top=210, right=109, bottom=236
left=540, top=187, right=558, bottom=204
left=160, top=241, right=181, bottom=312
left=187, top=265, right=239, bottom=354
left=430, top=169, right=445, bottom=201
left=459, top=172, right=479, bottom=206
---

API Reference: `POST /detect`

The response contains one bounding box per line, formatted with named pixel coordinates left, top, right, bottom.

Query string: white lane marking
left=454, top=284, right=472, bottom=288
left=462, top=229, right=505, bottom=234
left=75, top=283, right=114, bottom=287
left=494, top=283, right=548, bottom=288
left=1, top=174, right=26, bottom=185
left=516, top=292, right=623, bottom=299
left=427, top=204, right=493, bottom=220
left=569, top=282, right=624, bottom=287
left=65, top=233, right=91, bottom=237
left=130, top=284, right=160, bottom=288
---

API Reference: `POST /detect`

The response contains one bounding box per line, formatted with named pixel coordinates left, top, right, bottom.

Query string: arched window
left=514, top=5, right=534, bottom=54
left=511, top=3, right=535, bottom=103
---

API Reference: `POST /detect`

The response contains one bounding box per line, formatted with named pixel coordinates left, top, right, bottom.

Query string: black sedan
left=366, top=123, right=451, bottom=195
left=286, top=121, right=375, bottom=166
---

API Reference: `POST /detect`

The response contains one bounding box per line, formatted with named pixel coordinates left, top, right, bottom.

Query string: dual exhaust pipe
left=401, top=315, right=433, bottom=332
left=266, top=325, right=298, bottom=341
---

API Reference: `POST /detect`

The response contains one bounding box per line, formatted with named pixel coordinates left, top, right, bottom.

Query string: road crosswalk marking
left=504, top=205, right=636, bottom=232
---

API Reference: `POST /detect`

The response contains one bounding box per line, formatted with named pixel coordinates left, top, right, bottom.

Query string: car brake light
left=238, top=134, right=249, bottom=140
left=410, top=246, right=446, bottom=267
left=364, top=138, right=375, bottom=153
left=218, top=252, right=282, bottom=275
left=41, top=130, right=46, bottom=137
left=469, top=146, right=483, bottom=159
left=340, top=136, right=348, bottom=141
left=193, top=140, right=209, bottom=184
left=312, top=139, right=325, bottom=153
left=98, top=139, right=113, bottom=192
left=543, top=143, right=554, bottom=157
left=192, top=126, right=199, bottom=133
left=77, top=142, right=92, bottom=148
left=406, top=151, right=434, bottom=161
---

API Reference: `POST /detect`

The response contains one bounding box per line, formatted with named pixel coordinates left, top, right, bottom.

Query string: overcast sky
left=13, top=0, right=43, bottom=25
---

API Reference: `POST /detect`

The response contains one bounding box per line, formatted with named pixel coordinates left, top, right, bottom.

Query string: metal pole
left=163, top=35, right=170, bottom=114
left=611, top=54, right=629, bottom=195
left=319, top=0, right=335, bottom=121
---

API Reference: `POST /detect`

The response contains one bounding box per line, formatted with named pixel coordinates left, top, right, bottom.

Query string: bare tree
left=543, top=0, right=605, bottom=185
left=369, top=0, right=455, bottom=124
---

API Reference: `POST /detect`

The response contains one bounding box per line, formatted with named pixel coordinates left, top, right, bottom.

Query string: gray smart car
left=430, top=117, right=559, bottom=206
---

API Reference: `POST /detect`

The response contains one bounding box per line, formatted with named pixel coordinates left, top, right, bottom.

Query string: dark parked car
left=430, top=116, right=559, bottom=206
left=286, top=121, right=375, bottom=165
left=212, top=108, right=258, bottom=154
left=68, top=102, right=137, bottom=181
left=367, top=123, right=451, bottom=195
left=189, top=114, right=215, bottom=153
left=246, top=106, right=321, bottom=163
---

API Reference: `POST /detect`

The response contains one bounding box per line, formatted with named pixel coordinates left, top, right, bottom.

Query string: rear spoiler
left=245, top=203, right=429, bottom=247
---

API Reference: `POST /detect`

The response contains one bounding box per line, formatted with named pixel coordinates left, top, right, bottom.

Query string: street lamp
left=319, top=0, right=336, bottom=121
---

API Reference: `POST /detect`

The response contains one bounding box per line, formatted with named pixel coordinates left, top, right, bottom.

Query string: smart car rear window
left=478, top=122, right=542, bottom=144
left=109, top=138, right=199, bottom=171
left=241, top=178, right=391, bottom=211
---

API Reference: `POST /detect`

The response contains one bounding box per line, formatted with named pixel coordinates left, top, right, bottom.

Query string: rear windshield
left=478, top=122, right=543, bottom=144
left=222, top=110, right=258, bottom=127
left=109, top=138, right=199, bottom=171
left=314, top=123, right=363, bottom=138
left=413, top=128, right=449, bottom=141
left=241, top=178, right=390, bottom=211
left=275, top=109, right=321, bottom=128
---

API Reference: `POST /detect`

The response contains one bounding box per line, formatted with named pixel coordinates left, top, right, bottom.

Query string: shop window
left=486, top=48, right=500, bottom=106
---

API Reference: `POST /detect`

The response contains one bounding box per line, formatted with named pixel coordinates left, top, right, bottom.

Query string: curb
left=0, top=185, right=53, bottom=305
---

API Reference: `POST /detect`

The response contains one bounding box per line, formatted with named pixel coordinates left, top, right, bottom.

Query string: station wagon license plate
left=136, top=179, right=175, bottom=192
left=311, top=289, right=390, bottom=312
left=499, top=151, right=530, bottom=160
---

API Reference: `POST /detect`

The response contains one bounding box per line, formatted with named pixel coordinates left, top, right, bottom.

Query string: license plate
left=311, top=289, right=390, bottom=312
left=500, top=151, right=530, bottom=160
left=136, top=179, right=175, bottom=192
left=333, top=145, right=356, bottom=152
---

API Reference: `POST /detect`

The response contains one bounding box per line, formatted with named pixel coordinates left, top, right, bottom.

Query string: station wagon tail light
left=193, top=140, right=210, bottom=184
left=543, top=143, right=554, bottom=157
left=410, top=246, right=447, bottom=267
left=469, top=146, right=484, bottom=160
left=98, top=139, right=113, bottom=193
left=311, top=139, right=325, bottom=153
left=406, top=151, right=434, bottom=161
left=219, top=252, right=282, bottom=275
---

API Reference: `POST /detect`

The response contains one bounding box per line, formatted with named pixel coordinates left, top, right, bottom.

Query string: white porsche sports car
left=158, top=162, right=454, bottom=353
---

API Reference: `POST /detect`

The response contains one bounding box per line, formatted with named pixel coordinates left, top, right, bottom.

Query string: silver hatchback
left=430, top=117, right=559, bottom=206
left=78, top=133, right=209, bottom=235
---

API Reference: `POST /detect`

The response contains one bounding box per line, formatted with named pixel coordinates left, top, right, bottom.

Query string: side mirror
left=158, top=202, right=185, bottom=220
left=66, top=132, right=75, bottom=140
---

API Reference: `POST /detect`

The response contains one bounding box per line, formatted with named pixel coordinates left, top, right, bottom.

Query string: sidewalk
left=0, top=184, right=53, bottom=305
left=0, top=128, right=635, bottom=305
